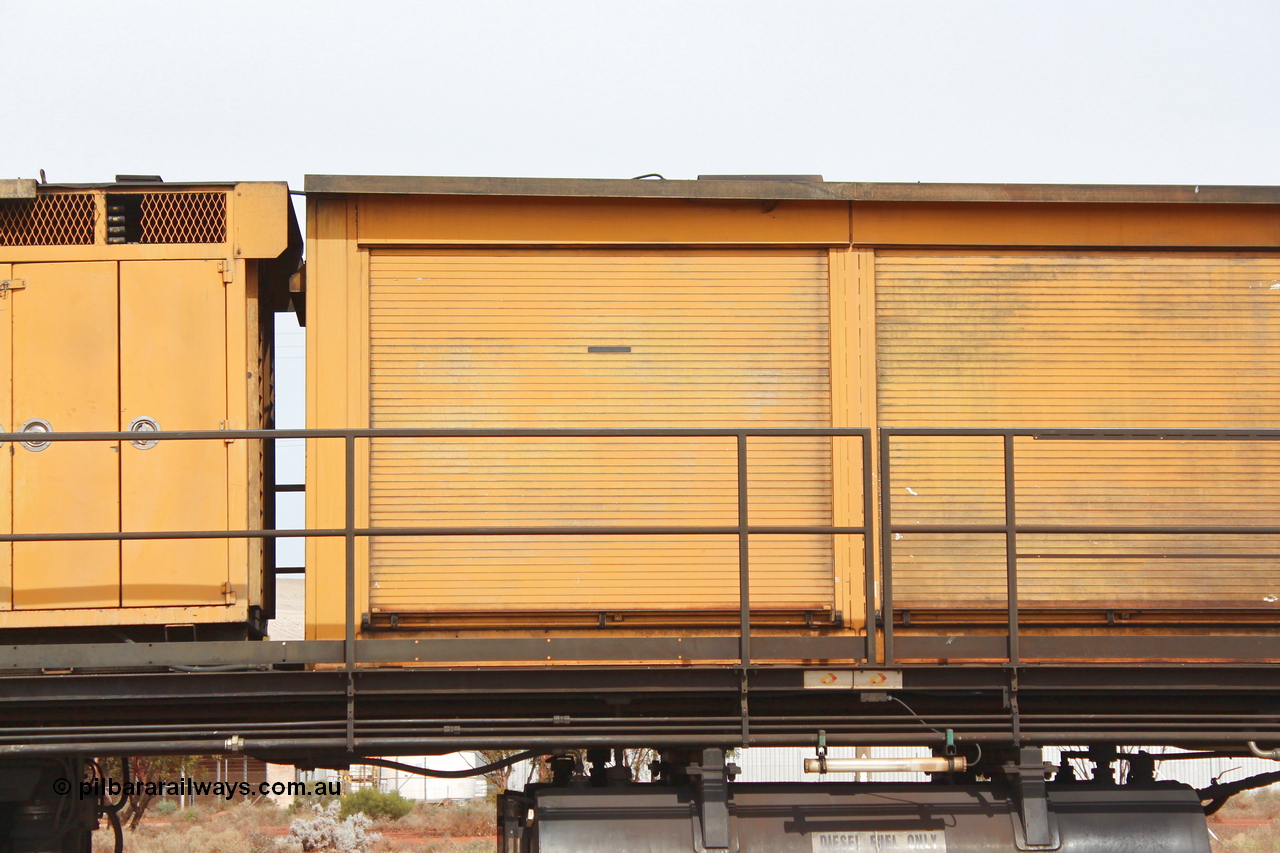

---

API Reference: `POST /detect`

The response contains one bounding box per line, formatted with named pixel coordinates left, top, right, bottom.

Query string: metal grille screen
left=139, top=192, right=226, bottom=244
left=0, top=194, right=96, bottom=246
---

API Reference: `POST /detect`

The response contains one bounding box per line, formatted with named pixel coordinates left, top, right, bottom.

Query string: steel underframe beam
left=6, top=633, right=1280, bottom=671
left=0, top=664, right=1277, bottom=757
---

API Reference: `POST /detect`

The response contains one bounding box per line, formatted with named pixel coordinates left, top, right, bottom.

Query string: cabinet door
left=120, top=260, right=229, bottom=606
left=366, top=249, right=833, bottom=616
left=11, top=262, right=120, bottom=609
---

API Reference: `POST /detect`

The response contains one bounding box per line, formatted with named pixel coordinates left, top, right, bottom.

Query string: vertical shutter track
left=368, top=249, right=833, bottom=615
left=876, top=254, right=1280, bottom=612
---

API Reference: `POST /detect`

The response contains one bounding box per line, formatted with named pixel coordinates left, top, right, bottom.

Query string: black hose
left=52, top=759, right=74, bottom=835
left=1198, top=770, right=1280, bottom=814
left=107, top=804, right=123, bottom=853
left=360, top=751, right=545, bottom=779
left=100, top=758, right=128, bottom=814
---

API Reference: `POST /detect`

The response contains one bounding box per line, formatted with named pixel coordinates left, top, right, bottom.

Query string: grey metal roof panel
left=38, top=180, right=274, bottom=191
left=303, top=174, right=1280, bottom=204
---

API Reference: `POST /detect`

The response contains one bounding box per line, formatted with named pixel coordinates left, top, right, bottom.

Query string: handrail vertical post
left=862, top=430, right=877, bottom=665
left=344, top=432, right=357, bottom=754
left=878, top=430, right=894, bottom=665
left=737, top=433, right=750, bottom=668
left=345, top=433, right=357, bottom=672
left=1004, top=432, right=1020, bottom=666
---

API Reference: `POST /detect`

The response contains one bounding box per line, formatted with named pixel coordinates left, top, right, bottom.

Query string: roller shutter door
left=876, top=254, right=1280, bottom=615
left=367, top=249, right=833, bottom=619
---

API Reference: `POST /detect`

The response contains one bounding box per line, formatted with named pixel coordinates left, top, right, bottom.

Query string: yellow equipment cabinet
left=0, top=178, right=300, bottom=639
left=304, top=175, right=1280, bottom=663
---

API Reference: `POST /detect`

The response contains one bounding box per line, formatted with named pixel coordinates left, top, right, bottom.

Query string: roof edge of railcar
left=302, top=174, right=1280, bottom=204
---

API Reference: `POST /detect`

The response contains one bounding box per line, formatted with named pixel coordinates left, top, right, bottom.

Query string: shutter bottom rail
left=363, top=607, right=840, bottom=631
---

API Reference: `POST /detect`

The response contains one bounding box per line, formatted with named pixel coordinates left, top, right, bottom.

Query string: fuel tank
left=516, top=781, right=1210, bottom=853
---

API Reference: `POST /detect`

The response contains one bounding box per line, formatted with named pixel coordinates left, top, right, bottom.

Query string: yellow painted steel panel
left=877, top=255, right=1280, bottom=427
left=224, top=260, right=252, bottom=606
left=367, top=249, right=833, bottom=616
left=369, top=535, right=828, bottom=611
left=231, top=183, right=291, bottom=260
left=304, top=198, right=357, bottom=640
left=120, top=261, right=229, bottom=606
left=0, top=263, right=10, bottom=609
left=877, top=255, right=1280, bottom=614
left=851, top=202, right=1280, bottom=248
left=358, top=196, right=850, bottom=247
left=827, top=249, right=874, bottom=629
left=10, top=262, right=119, bottom=609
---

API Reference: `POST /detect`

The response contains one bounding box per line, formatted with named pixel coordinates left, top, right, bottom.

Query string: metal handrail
left=879, top=428, right=1280, bottom=666
left=0, top=426, right=875, bottom=672
left=6, top=425, right=1276, bottom=670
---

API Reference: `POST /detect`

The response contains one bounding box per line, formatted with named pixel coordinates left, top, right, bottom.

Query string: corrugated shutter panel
left=876, top=254, right=1280, bottom=614
left=367, top=249, right=833, bottom=618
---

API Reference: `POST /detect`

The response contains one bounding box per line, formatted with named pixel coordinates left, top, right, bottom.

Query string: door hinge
left=0, top=279, right=26, bottom=298
left=221, top=582, right=237, bottom=604
left=217, top=260, right=234, bottom=284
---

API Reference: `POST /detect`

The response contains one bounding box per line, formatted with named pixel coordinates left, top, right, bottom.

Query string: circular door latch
left=128, top=417, right=161, bottom=450
left=20, top=419, right=52, bottom=452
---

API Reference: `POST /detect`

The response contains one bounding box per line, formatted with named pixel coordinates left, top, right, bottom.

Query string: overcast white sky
left=6, top=0, right=1279, bottom=567
left=6, top=1, right=1280, bottom=188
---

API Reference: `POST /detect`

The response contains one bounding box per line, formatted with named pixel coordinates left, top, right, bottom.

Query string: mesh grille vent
left=0, top=194, right=96, bottom=246
left=139, top=192, right=227, bottom=243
